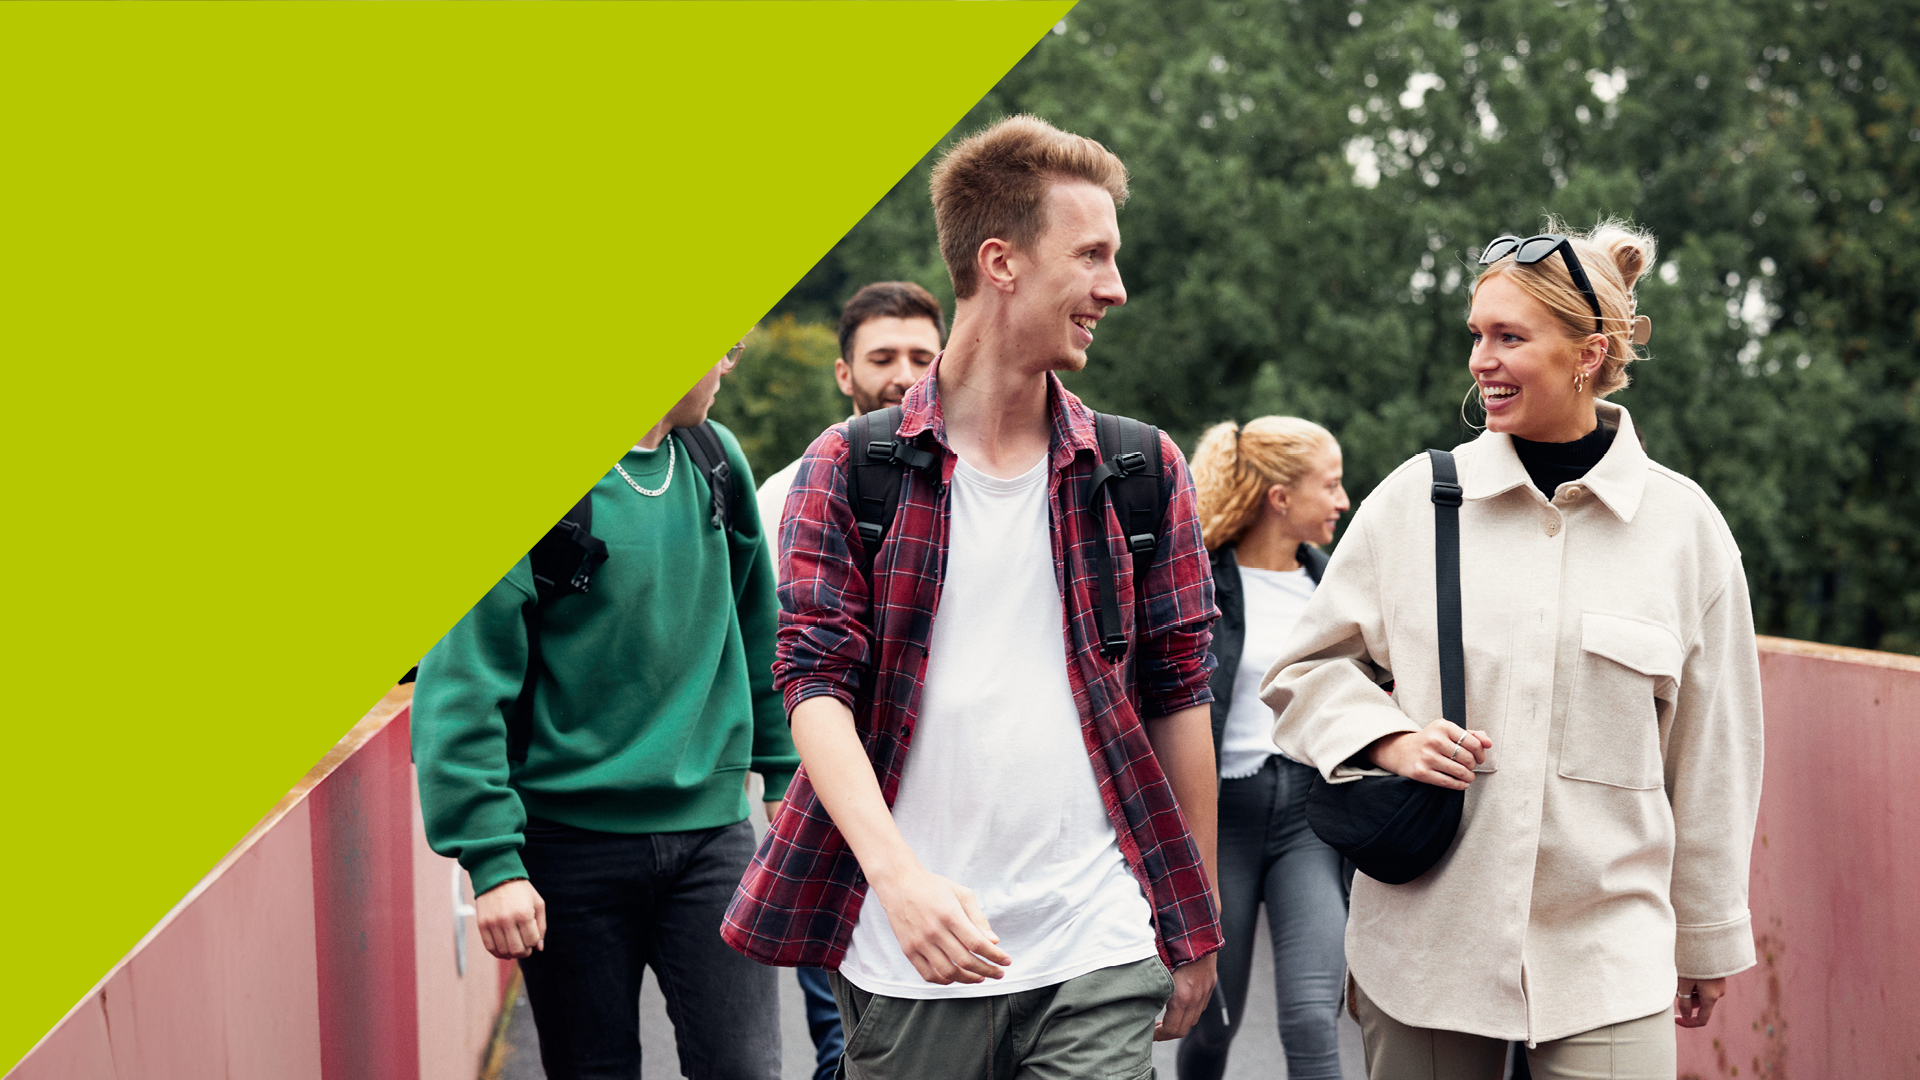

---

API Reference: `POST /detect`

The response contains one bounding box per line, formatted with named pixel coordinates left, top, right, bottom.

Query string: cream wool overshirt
left=1261, top=402, right=1763, bottom=1044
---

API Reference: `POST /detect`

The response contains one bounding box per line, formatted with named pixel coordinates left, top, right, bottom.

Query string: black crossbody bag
left=1304, top=449, right=1467, bottom=885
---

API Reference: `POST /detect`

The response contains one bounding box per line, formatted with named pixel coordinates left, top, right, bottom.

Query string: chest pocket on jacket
left=1559, top=612, right=1683, bottom=790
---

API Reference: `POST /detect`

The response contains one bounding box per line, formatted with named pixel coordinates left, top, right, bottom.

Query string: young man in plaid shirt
left=725, top=115, right=1223, bottom=1079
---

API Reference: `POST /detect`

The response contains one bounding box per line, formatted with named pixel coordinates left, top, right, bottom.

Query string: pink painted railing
left=9, top=684, right=514, bottom=1080
left=1676, top=638, right=1920, bottom=1080
left=8, top=639, right=1918, bottom=1078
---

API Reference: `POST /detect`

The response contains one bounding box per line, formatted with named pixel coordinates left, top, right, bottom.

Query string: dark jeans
left=1176, top=756, right=1350, bottom=1080
left=517, top=817, right=780, bottom=1080
left=796, top=967, right=845, bottom=1080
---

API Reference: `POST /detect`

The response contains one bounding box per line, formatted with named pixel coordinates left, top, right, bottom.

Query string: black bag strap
left=672, top=421, right=738, bottom=532
left=1426, top=449, right=1466, bottom=727
left=845, top=405, right=937, bottom=581
left=512, top=490, right=605, bottom=762
left=1086, top=413, right=1168, bottom=662
left=527, top=491, right=605, bottom=605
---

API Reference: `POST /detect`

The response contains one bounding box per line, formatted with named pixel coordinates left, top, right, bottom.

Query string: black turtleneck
left=1511, top=420, right=1615, bottom=501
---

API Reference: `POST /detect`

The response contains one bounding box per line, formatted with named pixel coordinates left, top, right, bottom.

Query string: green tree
left=771, top=0, right=1920, bottom=653
left=710, top=315, right=847, bottom=485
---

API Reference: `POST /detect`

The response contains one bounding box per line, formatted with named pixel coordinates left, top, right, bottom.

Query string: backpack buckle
left=857, top=521, right=885, bottom=545
left=866, top=440, right=896, bottom=463
left=1114, top=450, right=1148, bottom=476
left=1099, top=630, right=1130, bottom=661
left=1430, top=481, right=1463, bottom=507
left=1127, top=532, right=1158, bottom=556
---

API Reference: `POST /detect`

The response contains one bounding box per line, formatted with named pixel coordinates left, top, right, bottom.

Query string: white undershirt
left=1219, top=564, right=1317, bottom=779
left=838, top=454, right=1158, bottom=998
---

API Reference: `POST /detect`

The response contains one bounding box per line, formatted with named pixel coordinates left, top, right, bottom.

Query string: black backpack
left=845, top=405, right=1169, bottom=662
left=506, top=421, right=742, bottom=760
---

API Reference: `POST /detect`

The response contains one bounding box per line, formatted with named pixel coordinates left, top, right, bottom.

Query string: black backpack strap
left=1086, top=413, right=1168, bottom=662
left=511, top=489, right=606, bottom=762
left=673, top=421, right=736, bottom=532
left=506, top=607, right=541, bottom=764
left=1426, top=449, right=1466, bottom=728
left=527, top=491, right=605, bottom=604
left=845, top=405, right=936, bottom=583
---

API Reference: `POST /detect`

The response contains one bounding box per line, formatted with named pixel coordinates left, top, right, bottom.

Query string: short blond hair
left=1473, top=217, right=1657, bottom=397
left=929, top=115, right=1130, bottom=300
left=1191, top=416, right=1337, bottom=550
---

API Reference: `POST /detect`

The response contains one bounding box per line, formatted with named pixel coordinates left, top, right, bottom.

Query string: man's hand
left=1675, top=977, right=1727, bottom=1027
left=790, top=697, right=1014, bottom=986
left=1155, top=953, right=1218, bottom=1041
left=1368, top=720, right=1492, bottom=789
left=763, top=800, right=784, bottom=824
left=475, top=878, right=546, bottom=960
left=868, top=865, right=1012, bottom=986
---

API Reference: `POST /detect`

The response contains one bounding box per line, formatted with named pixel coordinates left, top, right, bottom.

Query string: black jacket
left=1207, top=541, right=1329, bottom=771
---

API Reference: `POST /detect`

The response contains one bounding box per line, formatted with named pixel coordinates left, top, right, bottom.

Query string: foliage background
left=720, top=0, right=1920, bottom=655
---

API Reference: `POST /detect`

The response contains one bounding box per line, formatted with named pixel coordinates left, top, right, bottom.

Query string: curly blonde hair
left=1191, top=416, right=1337, bottom=550
left=1473, top=217, right=1656, bottom=397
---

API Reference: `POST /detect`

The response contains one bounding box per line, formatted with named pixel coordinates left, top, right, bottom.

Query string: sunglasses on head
left=1477, top=234, right=1603, bottom=336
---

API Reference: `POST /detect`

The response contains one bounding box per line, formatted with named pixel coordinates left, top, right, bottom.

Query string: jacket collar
left=1460, top=400, right=1649, bottom=522
left=1210, top=543, right=1240, bottom=596
left=895, top=354, right=1100, bottom=473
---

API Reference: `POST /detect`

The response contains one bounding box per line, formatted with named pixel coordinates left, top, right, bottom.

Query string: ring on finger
left=1447, top=744, right=1462, bottom=762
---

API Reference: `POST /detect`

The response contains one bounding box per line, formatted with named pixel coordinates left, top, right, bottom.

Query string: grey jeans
left=829, top=956, right=1173, bottom=1080
left=1176, top=755, right=1351, bottom=1080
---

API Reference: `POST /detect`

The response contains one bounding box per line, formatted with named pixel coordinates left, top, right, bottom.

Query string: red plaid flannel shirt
left=722, top=365, right=1223, bottom=970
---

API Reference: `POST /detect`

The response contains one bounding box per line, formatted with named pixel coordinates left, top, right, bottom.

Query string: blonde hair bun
left=1591, top=218, right=1656, bottom=293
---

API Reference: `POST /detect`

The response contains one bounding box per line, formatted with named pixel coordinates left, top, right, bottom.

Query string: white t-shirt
left=756, top=456, right=803, bottom=543
left=1218, top=564, right=1317, bottom=779
left=837, top=455, right=1159, bottom=998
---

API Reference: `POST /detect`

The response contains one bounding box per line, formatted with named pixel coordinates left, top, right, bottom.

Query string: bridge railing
left=9, top=683, right=514, bottom=1080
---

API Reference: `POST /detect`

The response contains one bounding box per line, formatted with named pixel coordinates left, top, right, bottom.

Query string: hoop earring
left=1460, top=381, right=1487, bottom=432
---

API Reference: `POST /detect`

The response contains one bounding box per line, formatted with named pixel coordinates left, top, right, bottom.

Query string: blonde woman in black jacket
left=1179, top=417, right=1351, bottom=1080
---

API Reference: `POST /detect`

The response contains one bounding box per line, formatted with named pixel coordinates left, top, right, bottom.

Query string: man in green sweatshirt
left=413, top=341, right=795, bottom=1080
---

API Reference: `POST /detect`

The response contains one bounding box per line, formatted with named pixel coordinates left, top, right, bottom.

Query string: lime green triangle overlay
left=0, top=2, right=1072, bottom=1070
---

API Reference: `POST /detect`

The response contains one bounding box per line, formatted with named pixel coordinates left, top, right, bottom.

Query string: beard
left=850, top=384, right=905, bottom=416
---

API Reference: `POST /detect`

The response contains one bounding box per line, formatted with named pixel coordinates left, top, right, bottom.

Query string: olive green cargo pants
left=829, top=956, right=1173, bottom=1080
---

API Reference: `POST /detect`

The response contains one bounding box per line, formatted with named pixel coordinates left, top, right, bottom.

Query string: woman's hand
left=1367, top=720, right=1492, bottom=789
left=1675, top=977, right=1727, bottom=1027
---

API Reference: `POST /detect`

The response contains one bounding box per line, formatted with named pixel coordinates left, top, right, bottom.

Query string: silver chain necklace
left=614, top=438, right=674, bottom=497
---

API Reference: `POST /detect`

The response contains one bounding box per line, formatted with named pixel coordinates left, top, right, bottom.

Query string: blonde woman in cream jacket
left=1262, top=222, right=1763, bottom=1079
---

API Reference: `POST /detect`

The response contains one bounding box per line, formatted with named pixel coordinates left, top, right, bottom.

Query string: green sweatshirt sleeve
left=411, top=561, right=538, bottom=895
left=716, top=423, right=800, bottom=799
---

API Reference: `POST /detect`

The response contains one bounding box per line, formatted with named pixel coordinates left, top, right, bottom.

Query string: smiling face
left=1271, top=442, right=1349, bottom=546
left=1467, top=272, right=1604, bottom=442
left=834, top=315, right=940, bottom=415
left=1004, top=179, right=1127, bottom=372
